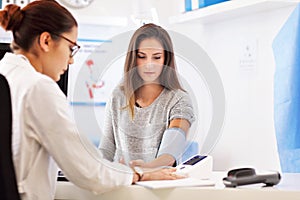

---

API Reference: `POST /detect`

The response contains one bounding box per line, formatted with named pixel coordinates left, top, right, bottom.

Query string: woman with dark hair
left=0, top=2, right=180, bottom=199
left=99, top=23, right=195, bottom=168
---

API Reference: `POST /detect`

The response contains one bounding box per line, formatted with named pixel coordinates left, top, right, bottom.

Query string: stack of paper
left=135, top=178, right=215, bottom=189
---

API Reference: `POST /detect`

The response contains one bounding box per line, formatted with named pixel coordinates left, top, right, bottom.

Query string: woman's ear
left=39, top=32, right=52, bottom=53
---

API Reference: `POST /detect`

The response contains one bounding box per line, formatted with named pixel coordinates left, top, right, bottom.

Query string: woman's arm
left=130, top=118, right=190, bottom=168
left=169, top=118, right=191, bottom=133
left=131, top=91, right=195, bottom=168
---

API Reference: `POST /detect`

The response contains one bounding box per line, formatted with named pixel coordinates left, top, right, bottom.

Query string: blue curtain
left=273, top=4, right=300, bottom=173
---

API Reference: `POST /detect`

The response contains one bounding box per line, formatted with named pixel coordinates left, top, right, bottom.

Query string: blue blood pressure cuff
left=157, top=127, right=186, bottom=161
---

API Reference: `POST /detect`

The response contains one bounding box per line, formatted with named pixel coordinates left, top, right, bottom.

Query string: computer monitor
left=0, top=43, right=11, bottom=59
left=57, top=69, right=68, bottom=96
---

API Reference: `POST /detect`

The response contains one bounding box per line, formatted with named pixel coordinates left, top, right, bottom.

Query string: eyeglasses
left=52, top=33, right=81, bottom=57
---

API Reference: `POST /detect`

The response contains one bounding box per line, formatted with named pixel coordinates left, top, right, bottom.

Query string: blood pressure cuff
left=157, top=127, right=186, bottom=161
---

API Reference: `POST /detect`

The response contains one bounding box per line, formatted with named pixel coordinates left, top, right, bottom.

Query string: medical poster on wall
left=68, top=23, right=126, bottom=106
left=67, top=22, right=129, bottom=146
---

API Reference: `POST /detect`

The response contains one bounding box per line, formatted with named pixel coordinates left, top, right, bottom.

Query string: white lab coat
left=0, top=53, right=133, bottom=200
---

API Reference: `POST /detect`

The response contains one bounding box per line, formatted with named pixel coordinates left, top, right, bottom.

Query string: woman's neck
left=135, top=84, right=164, bottom=107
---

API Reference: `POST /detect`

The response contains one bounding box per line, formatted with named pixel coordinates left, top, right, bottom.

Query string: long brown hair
left=0, top=0, right=77, bottom=52
left=122, top=23, right=184, bottom=118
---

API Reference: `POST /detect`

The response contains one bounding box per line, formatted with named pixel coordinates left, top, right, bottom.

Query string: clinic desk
left=55, top=172, right=300, bottom=200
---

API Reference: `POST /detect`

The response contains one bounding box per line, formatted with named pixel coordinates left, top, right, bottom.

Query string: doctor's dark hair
left=122, top=23, right=184, bottom=118
left=0, top=0, right=77, bottom=52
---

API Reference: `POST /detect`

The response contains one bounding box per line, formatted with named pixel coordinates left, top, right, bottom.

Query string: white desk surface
left=55, top=172, right=300, bottom=200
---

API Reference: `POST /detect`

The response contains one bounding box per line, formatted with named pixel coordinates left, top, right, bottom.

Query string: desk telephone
left=223, top=168, right=281, bottom=187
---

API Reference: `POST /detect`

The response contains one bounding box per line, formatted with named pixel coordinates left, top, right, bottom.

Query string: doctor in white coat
left=0, top=1, right=181, bottom=199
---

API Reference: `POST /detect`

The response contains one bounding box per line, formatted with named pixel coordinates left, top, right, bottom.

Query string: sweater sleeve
left=169, top=91, right=195, bottom=125
left=99, top=95, right=116, bottom=161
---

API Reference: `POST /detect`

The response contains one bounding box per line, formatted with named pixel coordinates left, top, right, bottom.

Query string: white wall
left=167, top=2, right=297, bottom=171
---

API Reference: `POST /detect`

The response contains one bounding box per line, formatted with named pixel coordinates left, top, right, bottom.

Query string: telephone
left=223, top=167, right=281, bottom=187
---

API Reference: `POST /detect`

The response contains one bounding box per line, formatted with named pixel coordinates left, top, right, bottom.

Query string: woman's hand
left=142, top=167, right=185, bottom=181
left=120, top=158, right=154, bottom=168
left=129, top=155, right=175, bottom=168
left=129, top=159, right=147, bottom=167
left=119, top=157, right=148, bottom=167
left=132, top=167, right=186, bottom=183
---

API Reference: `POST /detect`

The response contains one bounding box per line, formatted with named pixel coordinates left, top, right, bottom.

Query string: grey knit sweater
left=99, top=86, right=195, bottom=164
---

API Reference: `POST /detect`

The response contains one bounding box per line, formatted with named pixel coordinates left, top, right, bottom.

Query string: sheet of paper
left=135, top=178, right=215, bottom=189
